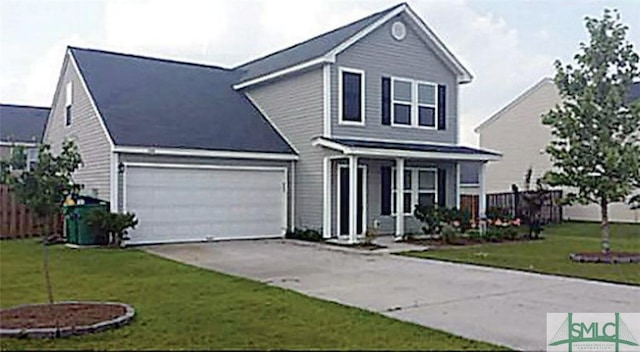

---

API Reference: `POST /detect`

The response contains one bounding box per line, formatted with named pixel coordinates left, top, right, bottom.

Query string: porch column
left=478, top=162, right=487, bottom=220
left=322, top=157, right=332, bottom=239
left=348, top=155, right=358, bottom=244
left=395, top=158, right=405, bottom=239
left=455, top=162, right=461, bottom=209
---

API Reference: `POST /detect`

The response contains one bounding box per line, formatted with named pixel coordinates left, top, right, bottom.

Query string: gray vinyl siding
left=116, top=153, right=293, bottom=226
left=245, top=68, right=329, bottom=230
left=43, top=53, right=112, bottom=201
left=332, top=158, right=456, bottom=235
left=0, top=146, right=11, bottom=160
left=331, top=12, right=458, bottom=144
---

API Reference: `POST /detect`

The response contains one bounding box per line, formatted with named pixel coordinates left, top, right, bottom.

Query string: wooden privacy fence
left=0, top=185, right=62, bottom=239
left=460, top=190, right=563, bottom=224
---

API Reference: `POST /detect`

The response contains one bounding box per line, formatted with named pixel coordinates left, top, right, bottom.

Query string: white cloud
left=3, top=0, right=558, bottom=148
left=1, top=35, right=89, bottom=106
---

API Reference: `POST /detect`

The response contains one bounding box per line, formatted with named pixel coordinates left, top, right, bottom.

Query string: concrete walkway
left=145, top=239, right=639, bottom=351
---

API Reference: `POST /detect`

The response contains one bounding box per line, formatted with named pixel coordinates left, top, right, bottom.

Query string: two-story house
left=0, top=104, right=50, bottom=170
left=43, top=3, right=500, bottom=245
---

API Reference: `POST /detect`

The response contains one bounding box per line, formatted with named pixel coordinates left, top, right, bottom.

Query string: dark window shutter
left=382, top=77, right=391, bottom=125
left=437, top=168, right=446, bottom=207
left=437, top=84, right=446, bottom=130
left=381, top=166, right=392, bottom=215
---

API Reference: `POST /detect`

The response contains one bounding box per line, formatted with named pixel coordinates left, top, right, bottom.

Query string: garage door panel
left=124, top=165, right=286, bottom=244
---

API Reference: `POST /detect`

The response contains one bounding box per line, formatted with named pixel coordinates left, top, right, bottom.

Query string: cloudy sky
left=1, top=0, right=638, bottom=146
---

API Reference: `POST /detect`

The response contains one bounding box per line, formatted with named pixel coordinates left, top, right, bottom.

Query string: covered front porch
left=313, top=137, right=501, bottom=243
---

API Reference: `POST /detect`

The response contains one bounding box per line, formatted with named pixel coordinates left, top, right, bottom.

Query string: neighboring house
left=475, top=78, right=640, bottom=223
left=0, top=104, right=49, bottom=170
left=43, top=3, right=500, bottom=245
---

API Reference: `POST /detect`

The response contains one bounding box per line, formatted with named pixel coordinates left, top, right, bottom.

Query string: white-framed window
left=338, top=67, right=365, bottom=125
left=391, top=77, right=438, bottom=128
left=391, top=167, right=437, bottom=215
left=65, top=81, right=73, bottom=127
left=26, top=148, right=38, bottom=171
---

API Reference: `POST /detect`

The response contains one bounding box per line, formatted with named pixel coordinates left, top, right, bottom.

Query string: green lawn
left=0, top=240, right=502, bottom=351
left=401, top=222, right=640, bottom=285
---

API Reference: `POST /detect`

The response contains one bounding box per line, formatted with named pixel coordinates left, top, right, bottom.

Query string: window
left=418, top=83, right=437, bottom=127
left=391, top=168, right=437, bottom=215
left=391, top=77, right=438, bottom=128
left=65, top=82, right=72, bottom=126
left=26, top=148, right=38, bottom=171
left=339, top=68, right=365, bottom=124
left=392, top=79, right=412, bottom=125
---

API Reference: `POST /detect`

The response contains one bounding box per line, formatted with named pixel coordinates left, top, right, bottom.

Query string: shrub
left=285, top=228, right=323, bottom=242
left=441, top=224, right=460, bottom=244
left=86, top=208, right=138, bottom=247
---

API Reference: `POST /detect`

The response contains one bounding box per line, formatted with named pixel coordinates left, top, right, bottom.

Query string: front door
left=338, top=165, right=366, bottom=237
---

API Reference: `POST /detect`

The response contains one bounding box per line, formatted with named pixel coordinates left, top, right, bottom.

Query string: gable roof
left=0, top=104, right=50, bottom=144
left=234, top=2, right=472, bottom=88
left=474, top=77, right=554, bottom=133
left=68, top=47, right=295, bottom=155
left=235, top=3, right=402, bottom=83
left=476, top=79, right=640, bottom=133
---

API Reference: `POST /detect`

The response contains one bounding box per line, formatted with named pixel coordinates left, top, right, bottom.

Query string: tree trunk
left=600, top=198, right=610, bottom=255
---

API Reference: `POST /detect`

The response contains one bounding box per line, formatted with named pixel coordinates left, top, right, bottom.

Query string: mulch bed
left=405, top=236, right=543, bottom=248
left=0, top=302, right=125, bottom=330
left=569, top=252, right=640, bottom=264
left=327, top=242, right=387, bottom=251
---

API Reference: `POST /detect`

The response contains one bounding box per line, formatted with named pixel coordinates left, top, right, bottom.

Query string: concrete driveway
left=145, top=239, right=639, bottom=351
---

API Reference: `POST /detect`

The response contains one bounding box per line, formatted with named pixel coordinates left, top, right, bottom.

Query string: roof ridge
left=0, top=103, right=50, bottom=110
left=233, top=2, right=405, bottom=70
left=67, top=46, right=233, bottom=71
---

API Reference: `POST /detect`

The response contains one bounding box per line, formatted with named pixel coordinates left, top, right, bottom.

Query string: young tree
left=1, top=140, right=83, bottom=304
left=542, top=9, right=640, bottom=254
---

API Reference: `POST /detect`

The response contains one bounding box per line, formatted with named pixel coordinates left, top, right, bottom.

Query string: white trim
left=328, top=135, right=459, bottom=147
left=233, top=57, right=331, bottom=90
left=336, top=163, right=367, bottom=241
left=0, top=141, right=38, bottom=147
left=245, top=94, right=300, bottom=154
left=337, top=66, right=365, bottom=126
left=113, top=145, right=298, bottom=161
left=110, top=152, right=118, bottom=212
left=395, top=158, right=404, bottom=237
left=122, top=162, right=289, bottom=245
left=323, top=64, right=332, bottom=137
left=455, top=162, right=461, bottom=209
left=65, top=81, right=73, bottom=106
left=231, top=4, right=471, bottom=90
left=390, top=76, right=438, bottom=129
left=322, top=157, right=332, bottom=238
left=402, top=6, right=473, bottom=83
left=327, top=5, right=406, bottom=61
left=312, top=137, right=501, bottom=161
left=291, top=160, right=296, bottom=231
left=68, top=50, right=116, bottom=151
left=122, top=162, right=288, bottom=172
left=478, top=162, right=487, bottom=219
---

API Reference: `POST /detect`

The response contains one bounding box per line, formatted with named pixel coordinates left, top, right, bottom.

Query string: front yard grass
left=0, top=240, right=502, bottom=351
left=400, top=222, right=640, bottom=285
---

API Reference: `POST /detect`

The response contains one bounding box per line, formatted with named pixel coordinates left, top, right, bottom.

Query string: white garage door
left=124, top=164, right=287, bottom=245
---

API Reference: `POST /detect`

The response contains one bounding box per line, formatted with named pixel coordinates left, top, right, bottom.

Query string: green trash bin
left=64, top=201, right=109, bottom=246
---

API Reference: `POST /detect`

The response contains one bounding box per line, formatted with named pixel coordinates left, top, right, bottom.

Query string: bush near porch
left=400, top=222, right=640, bottom=285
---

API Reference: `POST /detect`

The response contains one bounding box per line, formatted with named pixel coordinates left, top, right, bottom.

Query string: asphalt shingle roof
left=0, top=104, right=50, bottom=143
left=69, top=47, right=295, bottom=154
left=234, top=3, right=404, bottom=82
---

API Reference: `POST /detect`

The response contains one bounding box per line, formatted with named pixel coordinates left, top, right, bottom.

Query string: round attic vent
left=391, top=21, right=406, bottom=41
